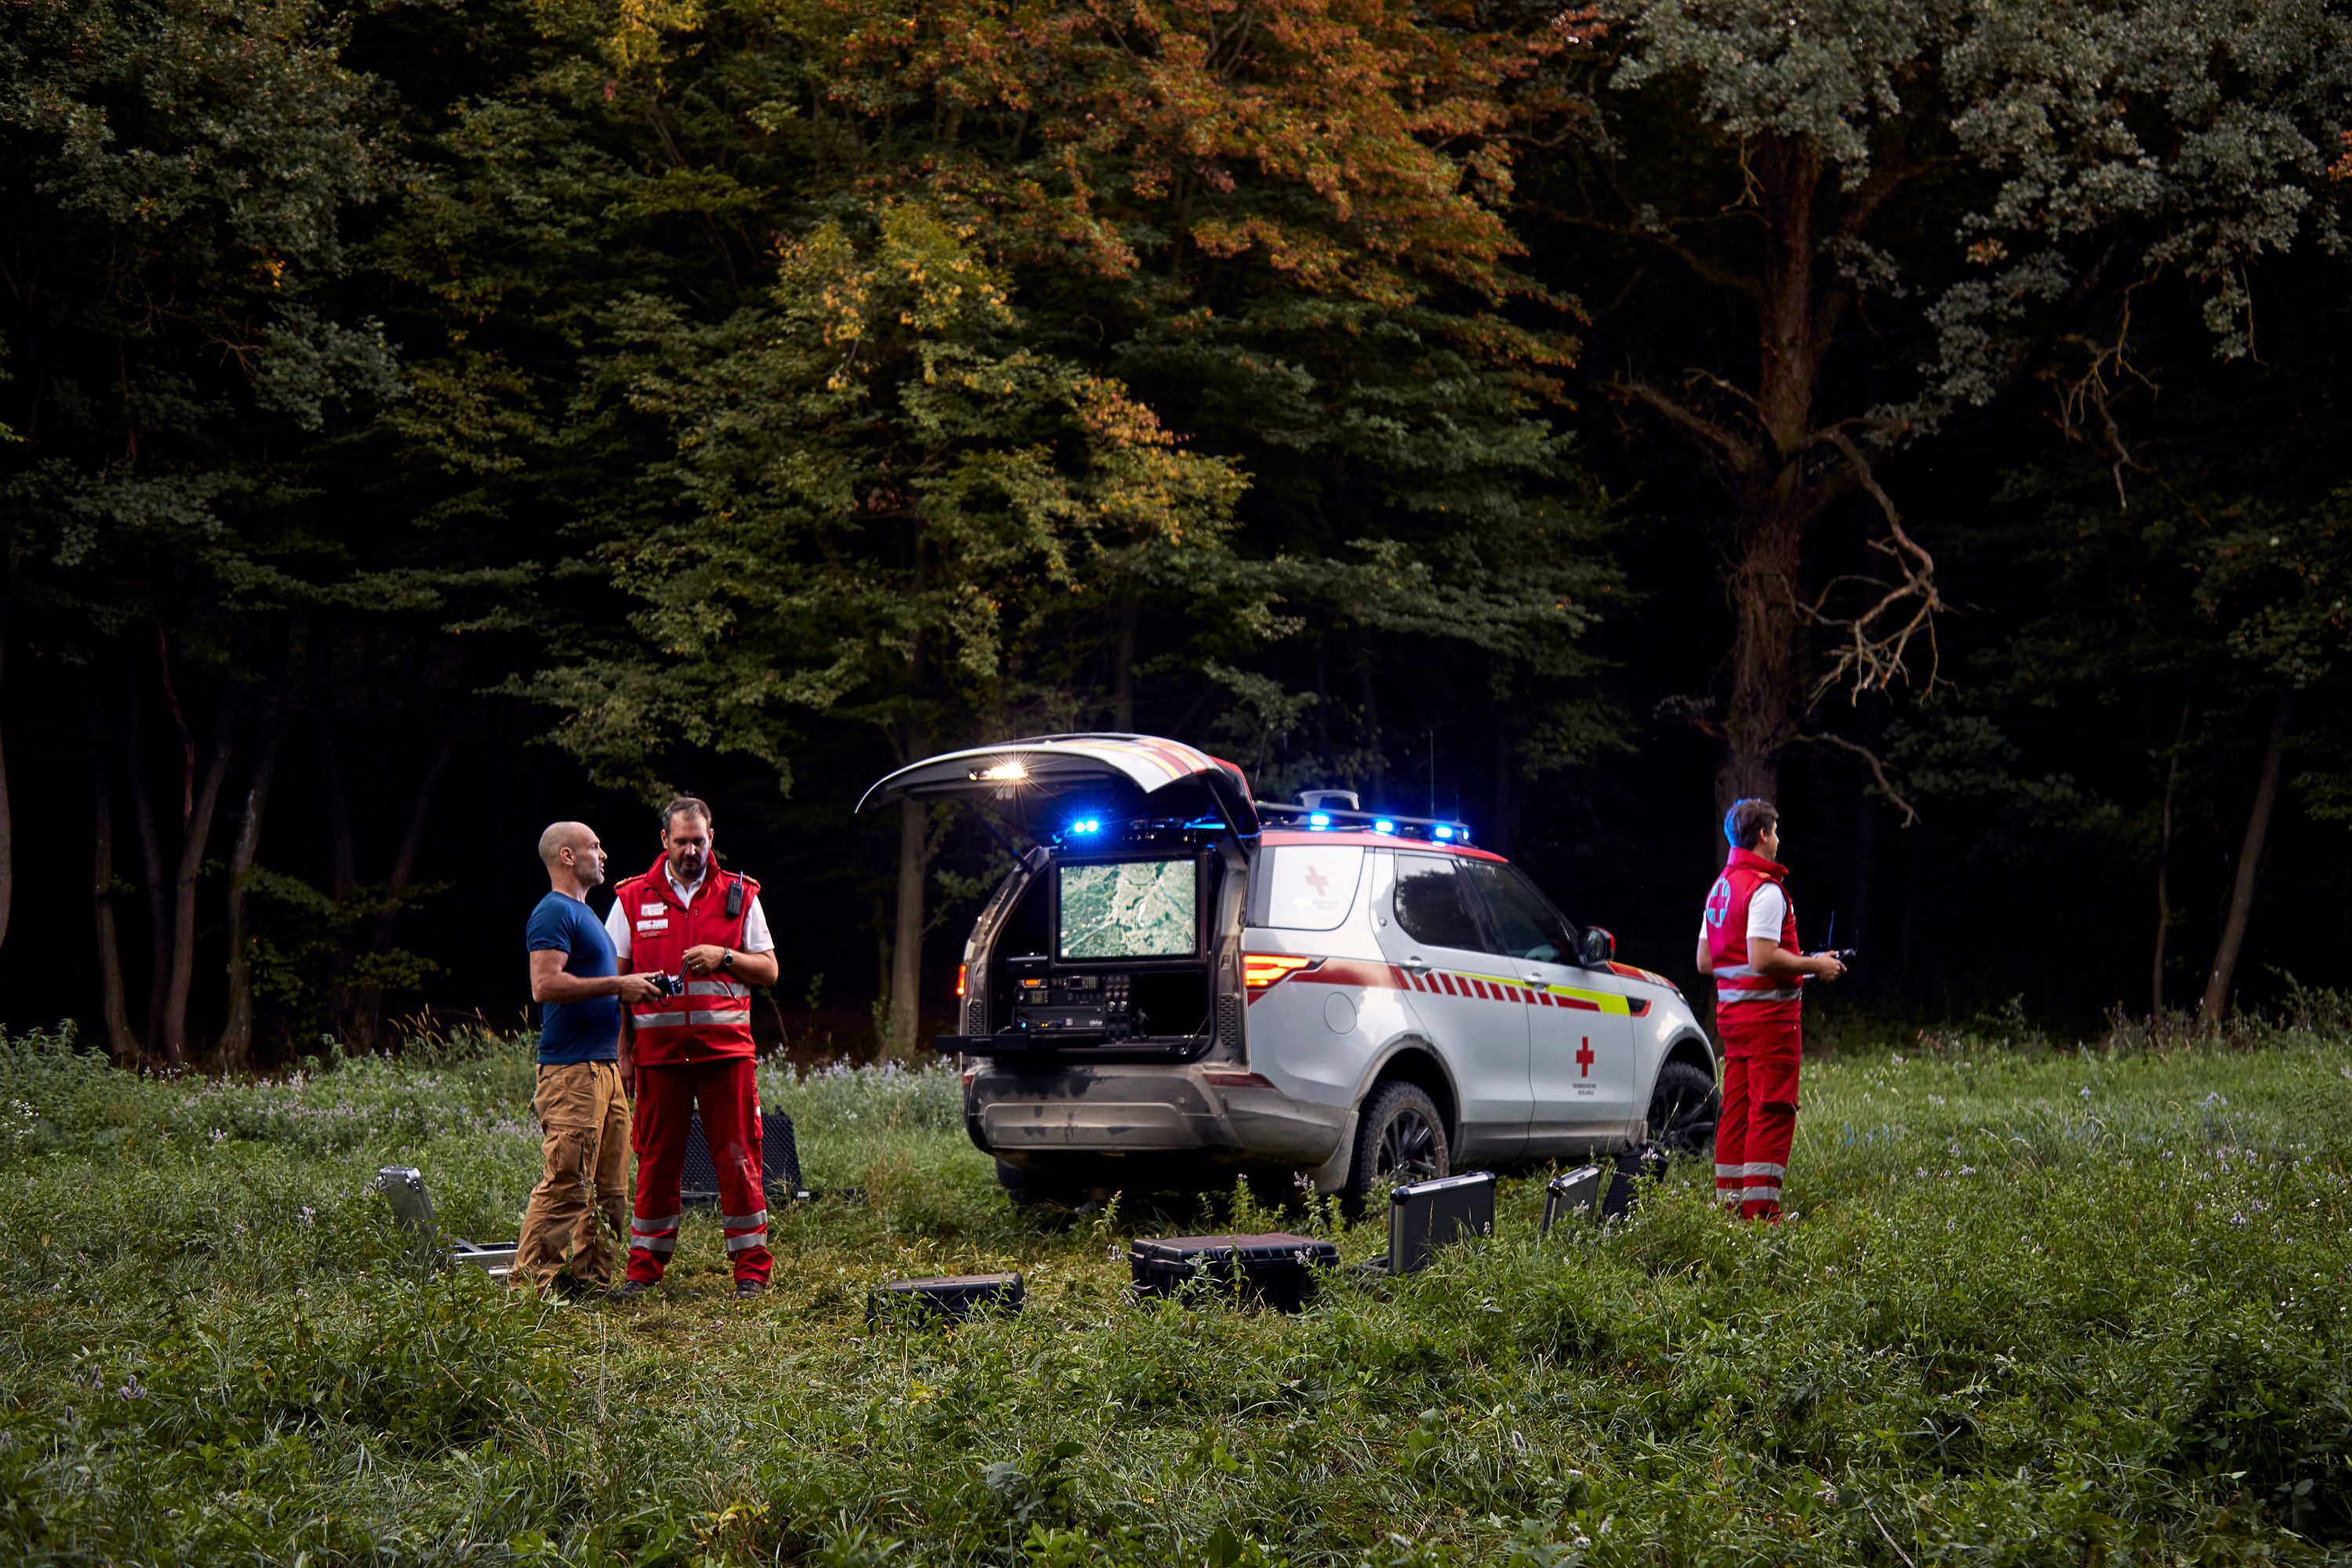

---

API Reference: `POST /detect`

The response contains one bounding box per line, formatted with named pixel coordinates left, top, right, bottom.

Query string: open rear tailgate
left=857, top=733, right=1258, bottom=836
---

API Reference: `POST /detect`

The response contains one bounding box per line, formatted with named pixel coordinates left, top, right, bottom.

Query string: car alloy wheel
left=1344, top=1080, right=1450, bottom=1216
left=1646, top=1059, right=1720, bottom=1158
left=1377, top=1107, right=1442, bottom=1182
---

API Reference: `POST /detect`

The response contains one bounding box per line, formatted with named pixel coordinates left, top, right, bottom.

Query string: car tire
left=1342, top=1081, right=1450, bottom=1216
left=1646, top=1058, right=1720, bottom=1159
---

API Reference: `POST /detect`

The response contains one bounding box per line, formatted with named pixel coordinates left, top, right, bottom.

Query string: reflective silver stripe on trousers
left=1743, top=1182, right=1783, bottom=1200
left=1745, top=1162, right=1787, bottom=1180
left=632, top=1214, right=682, bottom=1232
left=1714, top=1163, right=1743, bottom=1181
left=630, top=1235, right=678, bottom=1254
left=721, top=1210, right=768, bottom=1231
left=687, top=979, right=750, bottom=998
left=724, top=1232, right=768, bottom=1253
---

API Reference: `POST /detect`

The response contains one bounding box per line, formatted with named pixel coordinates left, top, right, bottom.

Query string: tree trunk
left=321, top=721, right=358, bottom=899
left=888, top=798, right=927, bottom=1057
left=0, top=543, right=18, bottom=953
left=2151, top=691, right=2192, bottom=1018
left=349, top=729, right=456, bottom=1051
left=1849, top=691, right=1883, bottom=961
left=158, top=703, right=237, bottom=1065
left=2198, top=691, right=2293, bottom=1030
left=1718, top=135, right=1828, bottom=813
left=90, top=746, right=140, bottom=1063
left=125, top=656, right=173, bottom=1041
left=1487, top=708, right=1512, bottom=855
left=218, top=731, right=285, bottom=1071
left=1716, top=504, right=1805, bottom=809
left=1110, top=592, right=1138, bottom=731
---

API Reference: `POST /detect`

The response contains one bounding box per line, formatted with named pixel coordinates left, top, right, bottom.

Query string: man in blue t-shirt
left=517, top=820, right=659, bottom=1292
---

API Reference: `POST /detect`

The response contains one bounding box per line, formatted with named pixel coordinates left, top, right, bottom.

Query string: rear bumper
left=967, top=1062, right=1346, bottom=1169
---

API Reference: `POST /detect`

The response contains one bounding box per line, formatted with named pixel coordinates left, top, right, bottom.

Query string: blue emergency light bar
left=1257, top=800, right=1470, bottom=844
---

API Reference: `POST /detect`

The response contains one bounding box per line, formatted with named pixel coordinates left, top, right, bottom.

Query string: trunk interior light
left=955, top=962, right=968, bottom=999
left=1242, top=953, right=1318, bottom=989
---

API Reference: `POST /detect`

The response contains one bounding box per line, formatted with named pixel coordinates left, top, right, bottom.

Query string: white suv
left=861, top=735, right=1719, bottom=1208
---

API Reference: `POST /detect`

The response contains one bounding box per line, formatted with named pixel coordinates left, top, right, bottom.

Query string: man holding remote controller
left=1697, top=799, right=1846, bottom=1222
left=518, top=822, right=662, bottom=1294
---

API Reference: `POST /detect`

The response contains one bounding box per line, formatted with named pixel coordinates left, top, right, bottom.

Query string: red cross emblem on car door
left=1577, top=1036, right=1595, bottom=1077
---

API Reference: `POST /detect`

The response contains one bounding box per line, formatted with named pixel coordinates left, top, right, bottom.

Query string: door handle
left=1402, top=955, right=1429, bottom=971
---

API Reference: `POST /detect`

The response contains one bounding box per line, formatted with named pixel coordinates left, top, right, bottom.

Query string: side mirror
left=1580, top=926, right=1616, bottom=968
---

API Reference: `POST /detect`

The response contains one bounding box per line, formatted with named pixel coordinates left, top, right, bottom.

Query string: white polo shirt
left=604, top=869, right=775, bottom=963
left=1699, top=884, right=1788, bottom=949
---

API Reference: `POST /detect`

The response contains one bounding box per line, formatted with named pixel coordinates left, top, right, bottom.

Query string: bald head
left=538, top=821, right=608, bottom=893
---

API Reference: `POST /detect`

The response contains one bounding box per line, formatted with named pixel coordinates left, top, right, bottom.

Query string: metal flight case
left=1539, top=1165, right=1606, bottom=1236
left=1380, top=1171, right=1496, bottom=1275
left=1127, top=1232, right=1341, bottom=1312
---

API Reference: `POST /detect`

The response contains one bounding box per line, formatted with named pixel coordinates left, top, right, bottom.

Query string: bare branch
left=2039, top=280, right=2159, bottom=510
left=1559, top=212, right=1766, bottom=307
left=1803, top=428, right=1947, bottom=705
left=1789, top=731, right=1920, bottom=828
left=1606, top=376, right=1760, bottom=472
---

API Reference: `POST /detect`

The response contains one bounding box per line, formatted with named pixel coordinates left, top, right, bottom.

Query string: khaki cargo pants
left=513, top=1059, right=631, bottom=1290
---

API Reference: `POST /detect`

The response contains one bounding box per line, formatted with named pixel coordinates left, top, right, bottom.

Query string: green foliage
left=1, top=1024, right=2349, bottom=1561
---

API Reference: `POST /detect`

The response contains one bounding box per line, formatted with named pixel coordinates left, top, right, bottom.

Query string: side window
left=1258, top=845, right=1364, bottom=932
left=1464, top=862, right=1577, bottom=964
left=997, top=872, right=1051, bottom=957
left=1392, top=855, right=1486, bottom=950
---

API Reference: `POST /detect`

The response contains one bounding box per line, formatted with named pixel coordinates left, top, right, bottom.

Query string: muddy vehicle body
left=860, top=735, right=1718, bottom=1207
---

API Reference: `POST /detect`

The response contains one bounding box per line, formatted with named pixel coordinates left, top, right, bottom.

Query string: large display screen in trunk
left=1057, top=858, right=1198, bottom=960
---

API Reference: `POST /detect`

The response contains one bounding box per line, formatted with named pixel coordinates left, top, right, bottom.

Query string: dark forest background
left=5, top=0, right=2349, bottom=1068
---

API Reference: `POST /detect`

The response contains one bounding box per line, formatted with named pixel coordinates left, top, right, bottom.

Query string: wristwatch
left=720, top=949, right=734, bottom=971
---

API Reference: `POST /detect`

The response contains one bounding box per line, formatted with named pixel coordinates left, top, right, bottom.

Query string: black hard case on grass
left=867, top=1272, right=1024, bottom=1327
left=1386, top=1171, right=1496, bottom=1274
left=1128, top=1232, right=1341, bottom=1312
left=1602, top=1144, right=1668, bottom=1221
left=680, top=1109, right=804, bottom=1207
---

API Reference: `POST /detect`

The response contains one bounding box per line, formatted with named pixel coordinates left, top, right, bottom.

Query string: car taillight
left=955, top=962, right=967, bottom=999
left=1242, top=953, right=1318, bottom=989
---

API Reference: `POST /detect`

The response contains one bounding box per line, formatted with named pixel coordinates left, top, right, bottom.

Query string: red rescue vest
left=1703, top=847, right=1802, bottom=1022
left=613, top=858, right=759, bottom=1065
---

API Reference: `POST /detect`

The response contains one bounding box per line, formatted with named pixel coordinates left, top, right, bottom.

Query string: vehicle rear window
left=1392, top=855, right=1485, bottom=950
left=1256, top=845, right=1363, bottom=931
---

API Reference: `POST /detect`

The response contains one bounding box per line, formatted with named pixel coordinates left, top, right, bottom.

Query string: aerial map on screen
left=1058, top=859, right=1197, bottom=960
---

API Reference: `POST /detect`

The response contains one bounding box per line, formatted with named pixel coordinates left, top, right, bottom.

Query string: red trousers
left=1714, top=1011, right=1801, bottom=1221
left=627, top=1058, right=772, bottom=1285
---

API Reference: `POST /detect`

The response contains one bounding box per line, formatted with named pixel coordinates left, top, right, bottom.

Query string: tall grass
left=0, top=1018, right=2346, bottom=1564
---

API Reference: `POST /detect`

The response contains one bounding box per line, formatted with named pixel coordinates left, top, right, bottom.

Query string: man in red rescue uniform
left=1696, top=799, right=1844, bottom=1221
left=603, top=796, right=782, bottom=1299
